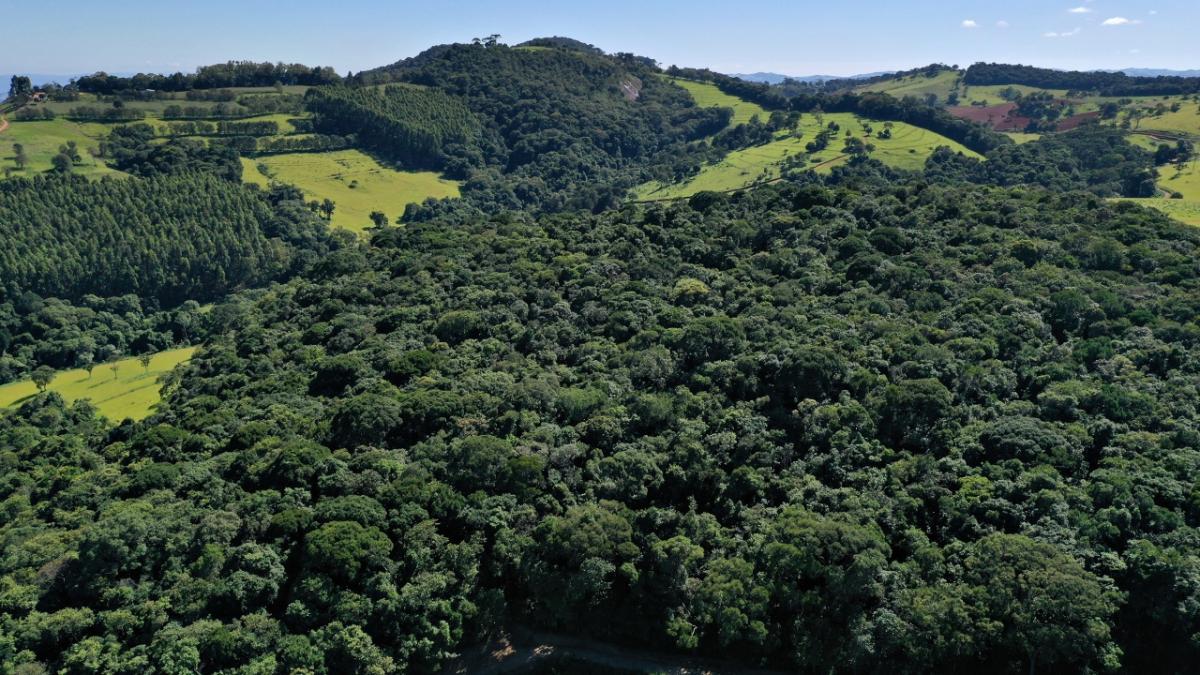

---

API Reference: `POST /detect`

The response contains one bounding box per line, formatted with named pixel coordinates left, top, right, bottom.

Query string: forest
left=3, top=34, right=1200, bottom=675
left=3, top=166, right=1200, bottom=673
left=304, top=85, right=482, bottom=172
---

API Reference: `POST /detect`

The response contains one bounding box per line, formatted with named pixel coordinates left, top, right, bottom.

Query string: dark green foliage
left=305, top=85, right=482, bottom=171
left=2, top=171, right=1198, bottom=672
left=75, top=61, right=341, bottom=94
left=966, top=62, right=1200, bottom=96
left=103, top=124, right=243, bottom=180
left=0, top=173, right=330, bottom=304
left=925, top=125, right=1159, bottom=197
left=361, top=43, right=729, bottom=213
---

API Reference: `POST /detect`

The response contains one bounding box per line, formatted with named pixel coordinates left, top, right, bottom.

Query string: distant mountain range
left=733, top=68, right=1200, bottom=87
left=1115, top=68, right=1200, bottom=78
left=730, top=71, right=893, bottom=85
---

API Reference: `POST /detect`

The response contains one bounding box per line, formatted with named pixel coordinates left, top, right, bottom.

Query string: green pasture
left=667, top=78, right=769, bottom=127
left=634, top=112, right=981, bottom=200
left=242, top=150, right=462, bottom=233
left=0, top=346, right=197, bottom=421
left=1, top=118, right=123, bottom=178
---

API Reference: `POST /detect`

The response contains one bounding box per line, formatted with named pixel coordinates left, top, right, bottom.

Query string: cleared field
left=1005, top=132, right=1042, bottom=144
left=1158, top=162, right=1200, bottom=199
left=0, top=346, right=197, bottom=421
left=668, top=78, right=768, bottom=127
left=961, top=84, right=1071, bottom=106
left=242, top=150, right=461, bottom=233
left=1127, top=105, right=1200, bottom=138
left=1, top=118, right=123, bottom=178
left=859, top=70, right=960, bottom=102
left=634, top=113, right=981, bottom=200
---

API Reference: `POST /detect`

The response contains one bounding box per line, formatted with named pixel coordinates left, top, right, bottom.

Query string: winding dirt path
left=0, top=117, right=9, bottom=135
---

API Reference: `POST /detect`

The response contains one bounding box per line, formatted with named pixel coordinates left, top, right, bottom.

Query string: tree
left=138, top=353, right=153, bottom=372
left=31, top=366, right=54, bottom=392
left=320, top=198, right=336, bottom=220
left=8, top=75, right=32, bottom=101
left=12, top=143, right=28, bottom=170
left=368, top=211, right=389, bottom=230
left=51, top=152, right=73, bottom=173
left=110, top=361, right=121, bottom=381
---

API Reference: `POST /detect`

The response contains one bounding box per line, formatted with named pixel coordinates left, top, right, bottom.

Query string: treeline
left=159, top=119, right=280, bottom=137
left=0, top=173, right=332, bottom=305
left=3, top=172, right=1200, bottom=673
left=0, top=295, right=208, bottom=385
left=966, top=62, right=1200, bottom=96
left=75, top=61, right=341, bottom=94
left=255, top=133, right=353, bottom=155
left=305, top=85, right=482, bottom=172
left=926, top=125, right=1159, bottom=196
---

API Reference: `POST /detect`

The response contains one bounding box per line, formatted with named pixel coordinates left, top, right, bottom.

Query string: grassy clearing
left=0, top=347, right=197, bottom=421
left=667, top=78, right=768, bottom=127
left=860, top=70, right=960, bottom=102
left=1117, top=161, right=1200, bottom=227
left=1, top=118, right=123, bottom=178
left=242, top=150, right=461, bottom=233
left=635, top=112, right=981, bottom=200
left=1127, top=105, right=1200, bottom=138
left=1004, top=132, right=1042, bottom=144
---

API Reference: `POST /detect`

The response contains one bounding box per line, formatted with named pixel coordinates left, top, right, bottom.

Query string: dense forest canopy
left=0, top=174, right=333, bottom=305
left=3, top=168, right=1200, bottom=673
left=304, top=85, right=482, bottom=173
left=356, top=43, right=730, bottom=214
left=926, top=126, right=1160, bottom=197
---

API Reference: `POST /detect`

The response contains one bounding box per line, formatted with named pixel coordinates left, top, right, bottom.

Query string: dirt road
left=442, top=627, right=793, bottom=675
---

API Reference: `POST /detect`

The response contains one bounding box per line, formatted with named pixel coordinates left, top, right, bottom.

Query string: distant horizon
left=4, top=0, right=1198, bottom=79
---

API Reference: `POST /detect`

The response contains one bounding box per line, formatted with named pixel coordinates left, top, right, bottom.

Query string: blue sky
left=2, top=0, right=1197, bottom=77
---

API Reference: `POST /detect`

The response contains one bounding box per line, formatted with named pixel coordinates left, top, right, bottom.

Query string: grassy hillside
left=0, top=346, right=196, bottom=421
left=2, top=118, right=124, bottom=178
left=859, top=70, right=960, bottom=102
left=242, top=150, right=461, bottom=233
left=635, top=112, right=982, bottom=200
left=668, top=77, right=768, bottom=126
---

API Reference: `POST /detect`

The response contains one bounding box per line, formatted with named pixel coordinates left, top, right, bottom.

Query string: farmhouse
left=29, top=91, right=47, bottom=103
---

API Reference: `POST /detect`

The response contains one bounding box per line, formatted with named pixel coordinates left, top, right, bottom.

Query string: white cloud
left=1129, top=48, right=1141, bottom=54
left=961, top=19, right=979, bottom=28
left=996, top=20, right=1010, bottom=28
left=1101, top=17, right=1140, bottom=26
left=1068, top=6, right=1092, bottom=13
left=1148, top=10, right=1158, bottom=15
left=1043, top=27, right=1082, bottom=38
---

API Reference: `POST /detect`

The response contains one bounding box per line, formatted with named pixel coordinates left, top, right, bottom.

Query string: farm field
left=0, top=346, right=197, bottom=421
left=1, top=118, right=123, bottom=178
left=242, top=150, right=462, bottom=233
left=667, top=77, right=768, bottom=127
left=634, top=112, right=981, bottom=200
